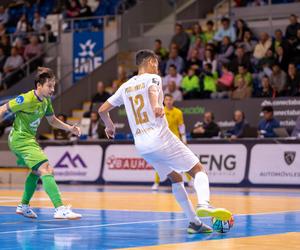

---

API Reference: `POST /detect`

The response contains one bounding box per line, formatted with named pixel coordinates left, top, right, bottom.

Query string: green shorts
left=8, top=133, right=48, bottom=170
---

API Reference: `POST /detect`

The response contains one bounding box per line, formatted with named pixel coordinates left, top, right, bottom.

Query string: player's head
left=136, top=49, right=159, bottom=74
left=164, top=94, right=174, bottom=109
left=34, top=67, right=56, bottom=97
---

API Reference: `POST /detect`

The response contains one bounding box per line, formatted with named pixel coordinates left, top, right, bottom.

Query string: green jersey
left=8, top=90, right=54, bottom=137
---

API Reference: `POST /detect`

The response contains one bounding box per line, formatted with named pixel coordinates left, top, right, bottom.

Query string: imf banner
left=73, top=31, right=104, bottom=82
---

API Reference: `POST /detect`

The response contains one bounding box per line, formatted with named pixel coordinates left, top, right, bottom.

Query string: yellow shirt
left=164, top=106, right=184, bottom=139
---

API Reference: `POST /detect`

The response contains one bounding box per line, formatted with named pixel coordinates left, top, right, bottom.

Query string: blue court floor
left=0, top=206, right=300, bottom=249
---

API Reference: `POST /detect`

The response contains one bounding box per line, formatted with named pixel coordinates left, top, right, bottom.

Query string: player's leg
left=187, top=163, right=232, bottom=221
left=38, top=162, right=82, bottom=219
left=184, top=173, right=194, bottom=187
left=167, top=171, right=212, bottom=234
left=152, top=172, right=160, bottom=190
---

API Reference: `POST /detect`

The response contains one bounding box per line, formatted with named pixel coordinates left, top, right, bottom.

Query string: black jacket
left=191, top=121, right=220, bottom=138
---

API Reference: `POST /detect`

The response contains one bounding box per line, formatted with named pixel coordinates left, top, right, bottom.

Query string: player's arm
left=178, top=111, right=187, bottom=144
left=148, top=79, right=164, bottom=118
left=46, top=115, right=81, bottom=136
left=98, top=101, right=115, bottom=139
left=0, top=103, right=8, bottom=121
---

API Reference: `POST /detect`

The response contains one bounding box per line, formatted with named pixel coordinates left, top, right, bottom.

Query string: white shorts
left=140, top=133, right=199, bottom=180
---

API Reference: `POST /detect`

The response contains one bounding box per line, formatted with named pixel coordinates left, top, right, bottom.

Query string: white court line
left=0, top=210, right=299, bottom=235
left=0, top=218, right=188, bottom=235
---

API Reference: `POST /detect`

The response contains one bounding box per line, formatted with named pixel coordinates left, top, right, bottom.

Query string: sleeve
left=45, top=98, right=54, bottom=116
left=107, top=86, right=124, bottom=107
left=148, top=75, right=162, bottom=90
left=178, top=110, right=184, bottom=126
left=8, top=94, right=30, bottom=113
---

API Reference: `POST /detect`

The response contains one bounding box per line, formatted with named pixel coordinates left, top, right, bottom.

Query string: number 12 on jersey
left=129, top=94, right=149, bottom=125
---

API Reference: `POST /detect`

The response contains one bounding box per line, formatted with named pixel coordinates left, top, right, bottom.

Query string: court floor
left=0, top=185, right=300, bottom=249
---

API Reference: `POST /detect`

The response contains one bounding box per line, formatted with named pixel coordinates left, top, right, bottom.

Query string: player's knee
left=167, top=171, right=183, bottom=183
left=187, top=162, right=206, bottom=178
left=38, top=162, right=54, bottom=175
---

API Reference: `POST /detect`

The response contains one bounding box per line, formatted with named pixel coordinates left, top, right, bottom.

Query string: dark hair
left=205, top=63, right=212, bottom=70
left=169, top=64, right=177, bottom=70
left=221, top=63, right=229, bottom=70
left=221, top=17, right=230, bottom=23
left=175, top=23, right=183, bottom=29
left=206, top=20, right=214, bottom=26
left=205, top=111, right=215, bottom=120
left=57, top=113, right=67, bottom=121
left=34, top=67, right=55, bottom=88
left=262, top=106, right=273, bottom=113
left=164, top=93, right=173, bottom=99
left=155, top=39, right=162, bottom=44
left=135, top=49, right=157, bottom=66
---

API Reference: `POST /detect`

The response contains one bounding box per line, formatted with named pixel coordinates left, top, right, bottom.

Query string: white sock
left=194, top=171, right=210, bottom=206
left=172, top=182, right=200, bottom=224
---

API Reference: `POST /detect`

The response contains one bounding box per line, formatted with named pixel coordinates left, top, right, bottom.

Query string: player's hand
left=154, top=106, right=164, bottom=118
left=105, top=124, right=115, bottom=139
left=70, top=125, right=81, bottom=136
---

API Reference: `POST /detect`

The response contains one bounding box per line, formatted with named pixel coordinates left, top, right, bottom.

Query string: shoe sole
left=16, top=211, right=37, bottom=219
left=196, top=208, right=232, bottom=221
left=54, top=216, right=82, bottom=220
left=187, top=228, right=213, bottom=234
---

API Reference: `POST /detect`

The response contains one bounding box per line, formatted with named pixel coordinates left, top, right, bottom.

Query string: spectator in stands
left=15, top=14, right=30, bottom=36
left=163, top=64, right=182, bottom=90
left=270, top=63, right=287, bottom=96
left=32, top=12, right=46, bottom=33
left=24, top=35, right=42, bottom=61
left=214, top=17, right=236, bottom=43
left=285, top=14, right=300, bottom=44
left=238, top=30, right=257, bottom=55
left=275, top=45, right=289, bottom=73
left=203, top=20, right=215, bottom=43
left=41, top=24, right=57, bottom=43
left=291, top=28, right=300, bottom=64
left=231, top=77, right=252, bottom=100
left=273, top=29, right=289, bottom=53
left=154, top=39, right=168, bottom=60
left=170, top=23, right=190, bottom=59
left=0, top=47, right=6, bottom=73
left=234, top=64, right=253, bottom=88
left=191, top=111, right=220, bottom=138
left=14, top=38, right=25, bottom=57
left=230, top=45, right=252, bottom=74
left=187, top=37, right=204, bottom=61
left=258, top=48, right=276, bottom=71
left=91, top=81, right=111, bottom=108
left=226, top=110, right=248, bottom=139
left=165, top=47, right=184, bottom=75
left=258, top=106, right=280, bottom=138
left=53, top=114, right=70, bottom=140
left=235, top=19, right=249, bottom=42
left=181, top=67, right=200, bottom=99
left=164, top=81, right=183, bottom=101
left=217, top=36, right=235, bottom=65
left=80, top=0, right=92, bottom=17
left=190, top=23, right=203, bottom=45
left=0, top=5, right=8, bottom=25
left=0, top=35, right=11, bottom=56
left=287, top=63, right=300, bottom=96
left=2, top=47, right=24, bottom=88
left=253, top=32, right=272, bottom=60
left=88, top=111, right=106, bottom=139
left=249, top=0, right=266, bottom=6
left=203, top=48, right=217, bottom=74
left=291, top=115, right=300, bottom=138
left=257, top=75, right=274, bottom=98
left=211, top=63, right=234, bottom=99
left=199, top=63, right=218, bottom=98
left=112, top=65, right=127, bottom=88
left=66, top=0, right=81, bottom=18
left=185, top=48, right=202, bottom=75
left=0, top=23, right=6, bottom=36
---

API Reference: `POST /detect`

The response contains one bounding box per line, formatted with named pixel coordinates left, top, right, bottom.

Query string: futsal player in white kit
left=99, top=50, right=232, bottom=233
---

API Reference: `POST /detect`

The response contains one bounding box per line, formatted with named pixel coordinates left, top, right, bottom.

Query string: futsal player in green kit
left=0, top=67, right=82, bottom=219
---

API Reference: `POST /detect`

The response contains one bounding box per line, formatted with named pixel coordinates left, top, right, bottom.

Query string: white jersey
left=107, top=73, right=170, bottom=154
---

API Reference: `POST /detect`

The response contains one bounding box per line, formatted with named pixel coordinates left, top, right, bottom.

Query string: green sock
left=21, top=172, right=40, bottom=205
left=41, top=174, right=63, bottom=208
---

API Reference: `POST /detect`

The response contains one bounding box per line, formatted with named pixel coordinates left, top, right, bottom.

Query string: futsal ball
left=212, top=216, right=234, bottom=233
